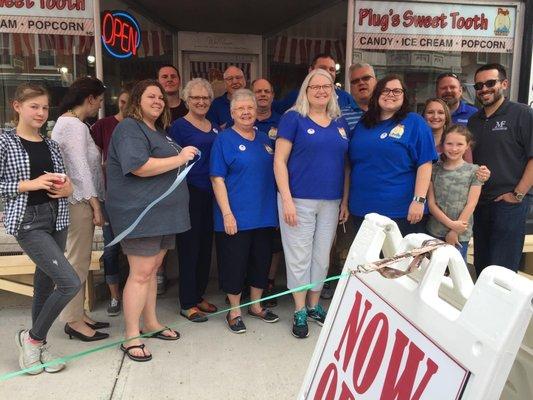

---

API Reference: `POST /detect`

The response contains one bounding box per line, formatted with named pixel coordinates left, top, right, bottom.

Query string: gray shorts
left=120, top=234, right=175, bottom=256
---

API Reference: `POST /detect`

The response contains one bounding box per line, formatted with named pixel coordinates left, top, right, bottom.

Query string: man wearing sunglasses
left=435, top=72, right=477, bottom=126
left=467, top=63, right=533, bottom=276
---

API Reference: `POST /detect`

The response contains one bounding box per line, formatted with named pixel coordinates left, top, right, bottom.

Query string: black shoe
left=292, top=309, right=309, bottom=339
left=64, top=324, right=109, bottom=342
left=226, top=313, right=246, bottom=334
left=247, top=308, right=280, bottom=323
left=320, top=282, right=334, bottom=300
left=261, top=286, right=278, bottom=308
left=86, top=321, right=110, bottom=330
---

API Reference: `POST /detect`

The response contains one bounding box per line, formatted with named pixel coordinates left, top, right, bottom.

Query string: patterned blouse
left=0, top=128, right=69, bottom=236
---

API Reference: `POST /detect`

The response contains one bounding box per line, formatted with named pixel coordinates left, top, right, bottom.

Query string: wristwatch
left=413, top=196, right=426, bottom=204
left=513, top=191, right=525, bottom=202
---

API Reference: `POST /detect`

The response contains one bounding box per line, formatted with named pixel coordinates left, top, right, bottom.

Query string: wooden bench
left=0, top=251, right=103, bottom=311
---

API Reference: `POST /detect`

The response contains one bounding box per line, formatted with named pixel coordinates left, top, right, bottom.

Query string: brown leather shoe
left=197, top=300, right=218, bottom=313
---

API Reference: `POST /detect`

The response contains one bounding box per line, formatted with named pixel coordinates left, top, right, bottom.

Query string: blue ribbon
left=106, top=153, right=200, bottom=247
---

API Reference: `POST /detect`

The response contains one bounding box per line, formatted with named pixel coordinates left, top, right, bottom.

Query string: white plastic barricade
left=299, top=213, right=533, bottom=400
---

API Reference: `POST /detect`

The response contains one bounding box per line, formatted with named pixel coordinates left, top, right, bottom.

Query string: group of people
left=1, top=52, right=532, bottom=370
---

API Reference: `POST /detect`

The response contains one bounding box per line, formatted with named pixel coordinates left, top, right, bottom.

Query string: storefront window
left=350, top=1, right=518, bottom=111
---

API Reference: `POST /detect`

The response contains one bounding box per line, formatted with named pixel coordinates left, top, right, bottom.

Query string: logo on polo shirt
left=165, top=136, right=173, bottom=141
left=389, top=124, right=405, bottom=139
left=380, top=132, right=388, bottom=139
left=239, top=144, right=246, bottom=151
left=492, top=120, right=508, bottom=131
left=307, top=128, right=315, bottom=135
left=338, top=127, right=347, bottom=140
left=213, top=128, right=219, bottom=134
left=264, top=144, right=274, bottom=154
left=268, top=127, right=278, bottom=140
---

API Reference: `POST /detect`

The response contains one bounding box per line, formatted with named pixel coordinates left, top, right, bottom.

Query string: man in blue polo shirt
left=436, top=72, right=477, bottom=125
left=273, top=53, right=358, bottom=120
left=252, top=78, right=281, bottom=139
left=207, top=65, right=246, bottom=129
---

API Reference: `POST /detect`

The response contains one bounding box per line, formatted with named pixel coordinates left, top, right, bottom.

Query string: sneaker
left=248, top=308, right=280, bottom=323
left=15, top=330, right=43, bottom=375
left=107, top=298, right=121, bottom=316
left=320, top=282, right=334, bottom=300
left=226, top=313, right=246, bottom=334
left=40, top=342, right=65, bottom=373
left=307, top=304, right=327, bottom=326
left=156, top=274, right=166, bottom=295
left=292, top=309, right=309, bottom=339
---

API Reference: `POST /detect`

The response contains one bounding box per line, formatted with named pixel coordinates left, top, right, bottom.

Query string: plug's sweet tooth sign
left=353, top=0, right=516, bottom=53
left=302, top=275, right=470, bottom=399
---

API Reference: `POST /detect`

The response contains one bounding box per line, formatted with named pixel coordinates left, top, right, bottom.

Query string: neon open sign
left=101, top=10, right=141, bottom=59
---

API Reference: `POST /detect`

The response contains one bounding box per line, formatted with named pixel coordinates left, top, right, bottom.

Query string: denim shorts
left=120, top=234, right=175, bottom=256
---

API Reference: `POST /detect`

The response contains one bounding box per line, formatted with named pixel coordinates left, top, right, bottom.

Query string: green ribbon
left=0, top=272, right=350, bottom=381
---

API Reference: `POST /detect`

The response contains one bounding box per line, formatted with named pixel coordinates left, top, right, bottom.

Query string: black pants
left=215, top=228, right=274, bottom=295
left=176, top=185, right=214, bottom=310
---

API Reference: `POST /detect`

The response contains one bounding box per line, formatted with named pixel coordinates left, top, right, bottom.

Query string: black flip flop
left=142, top=326, right=180, bottom=341
left=120, top=343, right=152, bottom=362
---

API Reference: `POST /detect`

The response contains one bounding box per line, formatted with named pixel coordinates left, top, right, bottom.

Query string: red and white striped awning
left=136, top=31, right=172, bottom=58
left=189, top=61, right=251, bottom=81
left=269, top=36, right=346, bottom=66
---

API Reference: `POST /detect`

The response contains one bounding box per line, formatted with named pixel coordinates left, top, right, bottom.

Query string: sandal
left=120, top=343, right=152, bottom=362
left=180, top=307, right=208, bottom=323
left=141, top=326, right=180, bottom=341
left=197, top=300, right=218, bottom=313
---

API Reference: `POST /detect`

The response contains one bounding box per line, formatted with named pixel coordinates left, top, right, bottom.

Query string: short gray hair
left=182, top=78, right=214, bottom=104
left=290, top=69, right=340, bottom=119
left=230, top=88, right=257, bottom=109
left=349, top=62, right=375, bottom=77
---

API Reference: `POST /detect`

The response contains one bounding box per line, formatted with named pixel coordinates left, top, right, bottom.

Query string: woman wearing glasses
left=274, top=69, right=350, bottom=339
left=211, top=89, right=279, bottom=334
left=349, top=74, right=437, bottom=235
left=169, top=78, right=219, bottom=322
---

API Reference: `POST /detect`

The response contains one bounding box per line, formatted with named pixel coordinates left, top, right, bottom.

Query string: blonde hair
left=290, top=69, right=340, bottom=119
left=124, top=80, right=171, bottom=130
left=11, top=83, right=50, bottom=124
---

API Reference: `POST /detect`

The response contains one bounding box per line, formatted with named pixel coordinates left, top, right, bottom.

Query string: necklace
left=68, top=109, right=80, bottom=119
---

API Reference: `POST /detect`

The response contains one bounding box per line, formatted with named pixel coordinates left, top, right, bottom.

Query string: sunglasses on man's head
left=473, top=79, right=501, bottom=91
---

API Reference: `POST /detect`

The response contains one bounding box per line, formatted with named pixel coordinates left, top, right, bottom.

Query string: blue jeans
left=473, top=198, right=529, bottom=276
left=102, top=203, right=120, bottom=285
left=15, top=202, right=82, bottom=340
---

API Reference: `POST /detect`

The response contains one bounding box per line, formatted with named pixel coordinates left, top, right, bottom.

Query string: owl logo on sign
left=494, top=8, right=511, bottom=36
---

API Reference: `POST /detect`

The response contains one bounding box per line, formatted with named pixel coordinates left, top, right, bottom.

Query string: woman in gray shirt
left=106, top=80, right=197, bottom=362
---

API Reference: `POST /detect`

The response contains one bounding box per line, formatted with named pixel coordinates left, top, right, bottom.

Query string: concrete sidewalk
left=0, top=280, right=326, bottom=400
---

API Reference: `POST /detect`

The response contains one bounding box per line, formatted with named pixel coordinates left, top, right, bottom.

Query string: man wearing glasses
left=207, top=65, right=246, bottom=130
left=468, top=63, right=533, bottom=276
left=435, top=72, right=477, bottom=125
left=347, top=63, right=377, bottom=127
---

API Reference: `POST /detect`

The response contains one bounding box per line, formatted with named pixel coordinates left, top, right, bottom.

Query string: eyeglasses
left=188, top=96, right=211, bottom=102
left=307, top=84, right=333, bottom=92
left=224, top=75, right=245, bottom=82
left=350, top=75, right=374, bottom=85
left=380, top=88, right=404, bottom=97
left=233, top=106, right=255, bottom=114
left=473, top=79, right=501, bottom=91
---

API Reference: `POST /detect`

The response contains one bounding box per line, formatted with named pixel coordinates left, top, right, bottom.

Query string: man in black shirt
left=157, top=65, right=187, bottom=123
left=468, top=63, right=533, bottom=276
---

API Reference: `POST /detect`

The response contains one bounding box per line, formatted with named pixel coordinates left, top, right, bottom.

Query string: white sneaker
left=40, top=343, right=65, bottom=373
left=15, top=330, right=43, bottom=375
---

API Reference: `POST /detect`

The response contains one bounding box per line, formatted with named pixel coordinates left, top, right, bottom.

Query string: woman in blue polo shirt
left=349, top=74, right=437, bottom=234
left=210, top=89, right=279, bottom=334
left=169, top=78, right=219, bottom=323
left=274, top=69, right=350, bottom=339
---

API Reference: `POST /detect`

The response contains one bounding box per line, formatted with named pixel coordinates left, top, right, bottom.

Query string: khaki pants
left=59, top=202, right=95, bottom=323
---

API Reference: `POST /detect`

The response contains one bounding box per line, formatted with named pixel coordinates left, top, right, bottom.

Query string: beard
left=478, top=89, right=503, bottom=107
left=443, top=96, right=459, bottom=108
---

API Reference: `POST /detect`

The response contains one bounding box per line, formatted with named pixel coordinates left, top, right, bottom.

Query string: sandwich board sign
left=299, top=214, right=533, bottom=400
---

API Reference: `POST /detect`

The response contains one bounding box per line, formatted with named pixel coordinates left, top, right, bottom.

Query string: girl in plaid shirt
left=1, top=84, right=79, bottom=375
